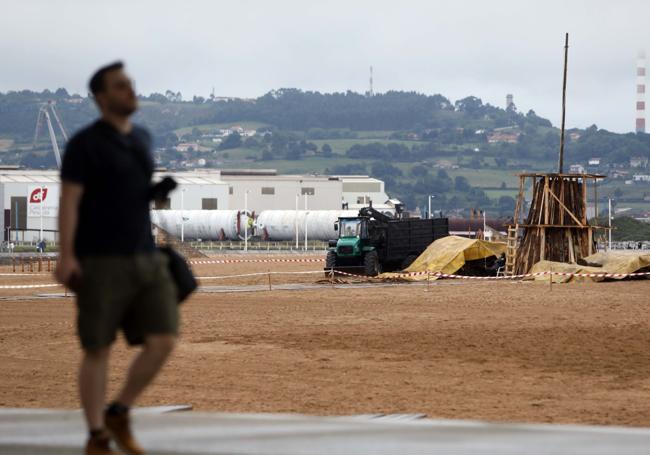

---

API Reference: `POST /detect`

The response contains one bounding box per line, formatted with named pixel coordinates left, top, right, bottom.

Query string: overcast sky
left=1, top=0, right=649, bottom=133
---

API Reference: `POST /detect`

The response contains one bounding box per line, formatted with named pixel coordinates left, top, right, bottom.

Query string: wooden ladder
left=505, top=226, right=518, bottom=276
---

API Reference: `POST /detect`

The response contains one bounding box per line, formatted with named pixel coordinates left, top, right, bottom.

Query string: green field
left=0, top=139, right=14, bottom=152
left=309, top=138, right=420, bottom=155
left=446, top=168, right=520, bottom=188
left=354, top=130, right=395, bottom=139
left=484, top=188, right=520, bottom=198
left=218, top=155, right=365, bottom=174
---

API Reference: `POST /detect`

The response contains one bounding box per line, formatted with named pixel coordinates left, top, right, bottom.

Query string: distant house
left=175, top=142, right=199, bottom=152
left=433, top=160, right=455, bottom=169
left=487, top=131, right=520, bottom=143
left=630, top=156, right=649, bottom=168
left=569, top=132, right=582, bottom=141
left=569, top=164, right=585, bottom=174
left=611, top=170, right=629, bottom=179
left=217, top=126, right=256, bottom=138
left=588, top=157, right=601, bottom=166
left=633, top=174, right=650, bottom=182
left=175, top=142, right=210, bottom=153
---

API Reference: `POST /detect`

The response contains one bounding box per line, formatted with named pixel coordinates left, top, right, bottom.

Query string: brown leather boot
left=104, top=410, right=145, bottom=455
left=85, top=430, right=117, bottom=455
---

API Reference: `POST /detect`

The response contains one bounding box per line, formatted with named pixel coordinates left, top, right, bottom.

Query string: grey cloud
left=1, top=0, right=649, bottom=132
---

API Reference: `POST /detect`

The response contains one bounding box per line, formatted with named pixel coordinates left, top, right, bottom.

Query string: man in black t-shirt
left=56, top=62, right=178, bottom=455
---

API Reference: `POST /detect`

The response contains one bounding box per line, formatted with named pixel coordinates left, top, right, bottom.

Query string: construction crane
left=33, top=101, right=68, bottom=168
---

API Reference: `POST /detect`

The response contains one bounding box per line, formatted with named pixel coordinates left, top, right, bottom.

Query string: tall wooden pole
left=558, top=33, right=569, bottom=174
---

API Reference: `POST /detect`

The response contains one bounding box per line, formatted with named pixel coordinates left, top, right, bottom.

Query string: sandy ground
left=1, top=254, right=650, bottom=426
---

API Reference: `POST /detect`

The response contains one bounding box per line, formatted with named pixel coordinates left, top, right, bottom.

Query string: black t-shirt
left=61, top=120, right=155, bottom=258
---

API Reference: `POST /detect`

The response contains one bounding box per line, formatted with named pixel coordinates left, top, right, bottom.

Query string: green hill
left=2, top=88, right=650, bottom=215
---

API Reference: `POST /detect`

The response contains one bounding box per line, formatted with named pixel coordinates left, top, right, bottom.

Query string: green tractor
left=326, top=206, right=449, bottom=276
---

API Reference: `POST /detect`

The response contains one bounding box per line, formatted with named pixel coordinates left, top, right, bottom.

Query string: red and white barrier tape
left=197, top=270, right=327, bottom=280
left=380, top=270, right=650, bottom=280
left=0, top=270, right=648, bottom=289
left=537, top=271, right=650, bottom=279
left=0, top=283, right=61, bottom=289
left=0, top=273, right=52, bottom=276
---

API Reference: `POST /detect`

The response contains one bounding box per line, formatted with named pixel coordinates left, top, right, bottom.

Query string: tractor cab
left=333, top=216, right=369, bottom=257
left=338, top=217, right=368, bottom=238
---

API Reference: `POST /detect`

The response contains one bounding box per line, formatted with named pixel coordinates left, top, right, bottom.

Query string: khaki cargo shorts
left=76, top=251, right=179, bottom=350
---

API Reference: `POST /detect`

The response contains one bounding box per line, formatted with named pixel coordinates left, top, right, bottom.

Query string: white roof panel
left=9, top=176, right=34, bottom=183
left=0, top=173, right=61, bottom=183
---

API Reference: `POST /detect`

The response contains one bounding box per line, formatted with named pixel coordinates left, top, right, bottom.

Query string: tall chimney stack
left=636, top=50, right=646, bottom=133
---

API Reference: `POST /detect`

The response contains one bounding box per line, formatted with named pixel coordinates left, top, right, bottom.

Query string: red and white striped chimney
left=636, top=50, right=646, bottom=133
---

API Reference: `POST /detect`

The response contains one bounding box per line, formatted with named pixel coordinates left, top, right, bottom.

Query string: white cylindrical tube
left=151, top=210, right=244, bottom=240
left=256, top=210, right=358, bottom=241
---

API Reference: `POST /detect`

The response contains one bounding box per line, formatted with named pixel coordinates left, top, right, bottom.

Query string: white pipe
left=39, top=185, right=44, bottom=243
left=608, top=197, right=612, bottom=251
left=304, top=194, right=308, bottom=250
left=151, top=210, right=243, bottom=240
left=428, top=195, right=432, bottom=219
left=256, top=210, right=357, bottom=241
left=244, top=191, right=248, bottom=251
left=295, top=194, right=299, bottom=249
left=180, top=189, right=185, bottom=242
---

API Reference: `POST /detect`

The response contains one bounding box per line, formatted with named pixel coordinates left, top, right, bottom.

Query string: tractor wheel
left=364, top=250, right=381, bottom=276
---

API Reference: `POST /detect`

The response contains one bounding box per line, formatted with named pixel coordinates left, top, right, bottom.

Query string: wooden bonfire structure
left=506, top=34, right=608, bottom=276
left=509, top=172, right=605, bottom=275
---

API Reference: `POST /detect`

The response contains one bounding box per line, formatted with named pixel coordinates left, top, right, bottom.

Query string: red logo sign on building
left=29, top=187, right=48, bottom=204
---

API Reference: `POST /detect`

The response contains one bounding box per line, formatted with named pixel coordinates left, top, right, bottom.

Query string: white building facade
left=0, top=170, right=60, bottom=242
left=221, top=171, right=396, bottom=214
left=338, top=176, right=394, bottom=213
left=0, top=168, right=392, bottom=243
left=0, top=169, right=229, bottom=243
left=152, top=170, right=229, bottom=211
left=221, top=170, right=343, bottom=213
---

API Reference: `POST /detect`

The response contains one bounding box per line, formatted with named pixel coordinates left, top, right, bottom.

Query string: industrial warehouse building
left=220, top=170, right=342, bottom=211
left=219, top=170, right=393, bottom=213
left=0, top=168, right=393, bottom=242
